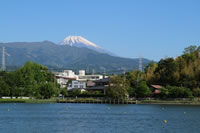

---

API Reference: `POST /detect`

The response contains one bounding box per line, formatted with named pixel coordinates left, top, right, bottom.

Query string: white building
left=56, top=70, right=76, bottom=88
left=56, top=70, right=77, bottom=79
left=56, top=70, right=103, bottom=88
left=56, top=78, right=68, bottom=88
left=77, top=75, right=103, bottom=81
left=67, top=80, right=86, bottom=91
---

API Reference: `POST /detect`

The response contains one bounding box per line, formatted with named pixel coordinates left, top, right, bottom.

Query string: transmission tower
left=139, top=56, right=142, bottom=71
left=92, top=69, right=95, bottom=75
left=1, top=47, right=10, bottom=71
left=100, top=67, right=106, bottom=75
left=1, top=47, right=5, bottom=71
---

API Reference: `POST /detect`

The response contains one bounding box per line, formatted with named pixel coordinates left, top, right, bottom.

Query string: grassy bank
left=138, top=99, right=200, bottom=105
left=1, top=98, right=200, bottom=105
left=0, top=99, right=57, bottom=103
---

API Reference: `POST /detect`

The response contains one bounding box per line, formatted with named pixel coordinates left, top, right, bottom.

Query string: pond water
left=0, top=103, right=199, bottom=133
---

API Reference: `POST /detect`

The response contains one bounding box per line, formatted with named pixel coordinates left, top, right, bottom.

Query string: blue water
left=0, top=103, right=199, bottom=133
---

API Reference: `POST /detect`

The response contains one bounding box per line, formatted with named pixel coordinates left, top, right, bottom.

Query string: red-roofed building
left=150, top=85, right=163, bottom=95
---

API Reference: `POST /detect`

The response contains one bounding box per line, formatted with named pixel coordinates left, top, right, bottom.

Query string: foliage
left=106, top=76, right=128, bottom=100
left=122, top=45, right=200, bottom=98
left=167, top=86, right=193, bottom=98
left=183, top=45, right=200, bottom=54
left=144, top=62, right=157, bottom=85
left=60, top=88, right=68, bottom=98
left=154, top=58, right=178, bottom=86
left=126, top=70, right=144, bottom=88
left=192, top=88, right=200, bottom=97
left=158, top=87, right=169, bottom=98
left=127, top=87, right=135, bottom=97
left=0, top=79, right=10, bottom=97
left=0, top=61, right=59, bottom=99
left=135, top=81, right=152, bottom=98
left=71, top=89, right=81, bottom=97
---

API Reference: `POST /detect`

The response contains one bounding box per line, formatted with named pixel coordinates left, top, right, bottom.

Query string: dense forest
left=107, top=45, right=200, bottom=99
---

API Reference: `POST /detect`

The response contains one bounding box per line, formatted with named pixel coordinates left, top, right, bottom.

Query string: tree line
left=0, top=61, right=59, bottom=99
left=106, top=45, right=200, bottom=99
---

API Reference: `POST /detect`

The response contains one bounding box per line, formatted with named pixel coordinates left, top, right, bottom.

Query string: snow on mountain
left=60, top=36, right=100, bottom=48
left=59, top=36, right=115, bottom=56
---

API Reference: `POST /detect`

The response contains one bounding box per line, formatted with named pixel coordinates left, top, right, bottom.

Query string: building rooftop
left=151, top=85, right=162, bottom=89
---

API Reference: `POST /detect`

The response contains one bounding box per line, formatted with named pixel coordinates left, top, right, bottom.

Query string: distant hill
left=0, top=41, right=151, bottom=73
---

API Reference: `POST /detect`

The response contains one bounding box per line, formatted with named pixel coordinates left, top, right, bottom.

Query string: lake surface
left=0, top=103, right=199, bottom=133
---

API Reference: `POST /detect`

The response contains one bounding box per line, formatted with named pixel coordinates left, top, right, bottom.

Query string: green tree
left=71, top=89, right=81, bottom=97
left=135, top=81, right=151, bottom=98
left=192, top=88, right=200, bottom=97
left=144, top=62, right=157, bottom=85
left=158, top=87, right=169, bottom=98
left=0, top=79, right=10, bottom=97
left=16, top=61, right=59, bottom=98
left=167, top=86, right=193, bottom=98
left=60, top=88, right=68, bottom=99
left=183, top=45, right=200, bottom=54
left=0, top=61, right=59, bottom=99
left=127, top=87, right=136, bottom=97
left=106, top=76, right=129, bottom=100
left=127, top=70, right=144, bottom=88
left=154, top=58, right=179, bottom=86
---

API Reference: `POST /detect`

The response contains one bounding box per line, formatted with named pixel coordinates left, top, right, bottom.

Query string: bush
left=192, top=88, right=200, bottom=97
left=158, top=87, right=169, bottom=98
left=135, top=81, right=151, bottom=98
left=167, top=86, right=193, bottom=98
left=106, top=76, right=128, bottom=100
left=71, top=89, right=81, bottom=97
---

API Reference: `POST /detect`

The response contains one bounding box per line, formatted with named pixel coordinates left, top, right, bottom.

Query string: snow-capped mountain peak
left=59, top=36, right=116, bottom=56
left=60, top=36, right=101, bottom=48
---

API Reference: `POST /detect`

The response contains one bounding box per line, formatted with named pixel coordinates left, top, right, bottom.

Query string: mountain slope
left=59, top=36, right=114, bottom=55
left=0, top=41, right=151, bottom=72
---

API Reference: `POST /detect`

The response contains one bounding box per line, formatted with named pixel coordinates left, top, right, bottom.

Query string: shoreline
left=1, top=98, right=200, bottom=105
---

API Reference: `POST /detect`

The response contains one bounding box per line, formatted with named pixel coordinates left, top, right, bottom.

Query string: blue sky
left=0, top=0, right=200, bottom=61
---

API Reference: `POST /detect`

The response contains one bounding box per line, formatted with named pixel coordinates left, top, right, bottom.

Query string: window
left=80, top=85, right=84, bottom=88
left=74, top=85, right=78, bottom=88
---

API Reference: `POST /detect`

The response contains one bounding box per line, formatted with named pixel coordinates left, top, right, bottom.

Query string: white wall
left=68, top=80, right=86, bottom=90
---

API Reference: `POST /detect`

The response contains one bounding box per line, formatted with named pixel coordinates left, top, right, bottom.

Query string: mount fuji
left=0, top=37, right=151, bottom=72
left=59, top=36, right=115, bottom=56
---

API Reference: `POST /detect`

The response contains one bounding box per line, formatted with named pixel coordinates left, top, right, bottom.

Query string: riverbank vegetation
left=0, top=61, right=59, bottom=99
left=107, top=45, right=200, bottom=99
